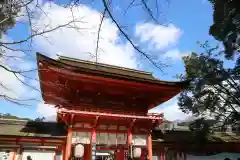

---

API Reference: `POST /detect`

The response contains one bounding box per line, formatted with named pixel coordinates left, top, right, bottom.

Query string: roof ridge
left=57, top=54, right=153, bottom=75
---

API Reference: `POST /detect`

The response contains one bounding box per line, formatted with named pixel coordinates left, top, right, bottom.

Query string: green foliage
left=34, top=117, right=46, bottom=122
left=209, top=0, right=239, bottom=41
left=0, top=13, right=16, bottom=36
left=208, top=0, right=239, bottom=58
left=189, top=118, right=211, bottom=142
left=178, top=42, right=240, bottom=129
left=0, top=1, right=19, bottom=38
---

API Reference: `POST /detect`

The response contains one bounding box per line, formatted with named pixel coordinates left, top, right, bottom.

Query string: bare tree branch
left=0, top=0, right=171, bottom=107
left=123, top=0, right=136, bottom=16
left=141, top=0, right=158, bottom=23
left=102, top=0, right=167, bottom=71
left=95, top=8, right=106, bottom=63
left=0, top=20, right=84, bottom=45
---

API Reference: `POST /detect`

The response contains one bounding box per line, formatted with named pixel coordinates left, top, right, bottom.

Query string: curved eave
left=37, top=53, right=189, bottom=89
left=37, top=53, right=188, bottom=109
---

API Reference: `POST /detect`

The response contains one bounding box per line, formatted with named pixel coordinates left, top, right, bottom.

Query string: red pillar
left=161, top=152, right=165, bottom=160
left=127, top=129, right=132, bottom=158
left=64, top=126, right=72, bottom=160
left=127, top=129, right=132, bottom=146
left=147, top=133, right=152, bottom=160
left=91, top=128, right=97, bottom=142
left=91, top=128, right=97, bottom=160
left=84, top=144, right=91, bottom=160
left=12, top=149, right=17, bottom=160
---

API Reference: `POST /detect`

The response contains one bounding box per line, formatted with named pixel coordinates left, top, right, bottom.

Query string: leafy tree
left=34, top=117, right=45, bottom=122
left=178, top=42, right=240, bottom=129
left=189, top=118, right=212, bottom=142
left=0, top=0, right=19, bottom=37
left=208, top=0, right=239, bottom=58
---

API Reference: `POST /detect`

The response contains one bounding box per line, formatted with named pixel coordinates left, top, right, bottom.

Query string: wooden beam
left=129, top=119, right=136, bottom=130
left=93, top=116, right=100, bottom=128
left=59, top=108, right=163, bottom=120
left=91, top=127, right=97, bottom=160
left=69, top=90, right=148, bottom=109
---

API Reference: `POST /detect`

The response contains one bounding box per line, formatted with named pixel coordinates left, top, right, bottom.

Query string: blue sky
left=0, top=0, right=230, bottom=121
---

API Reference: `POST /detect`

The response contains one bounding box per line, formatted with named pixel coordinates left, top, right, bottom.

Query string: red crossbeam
left=58, top=108, right=163, bottom=120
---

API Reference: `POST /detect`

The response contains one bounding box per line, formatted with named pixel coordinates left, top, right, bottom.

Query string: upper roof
left=37, top=53, right=189, bottom=87
left=0, top=119, right=66, bottom=138
left=58, top=55, right=155, bottom=80
left=37, top=53, right=189, bottom=113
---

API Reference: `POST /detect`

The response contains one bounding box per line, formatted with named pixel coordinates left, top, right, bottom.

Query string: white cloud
left=135, top=23, right=182, bottom=51
left=32, top=3, right=137, bottom=68
left=148, top=98, right=190, bottom=121
left=3, top=1, right=185, bottom=120
left=36, top=102, right=57, bottom=121
left=163, top=49, right=190, bottom=61
left=29, top=3, right=187, bottom=119
left=24, top=2, right=141, bottom=118
left=0, top=67, right=26, bottom=99
left=0, top=39, right=28, bottom=99
left=16, top=0, right=45, bottom=22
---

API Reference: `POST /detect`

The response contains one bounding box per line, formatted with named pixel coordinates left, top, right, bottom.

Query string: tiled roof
left=0, top=119, right=66, bottom=138
left=57, top=54, right=156, bottom=81
left=152, top=129, right=240, bottom=143
left=37, top=53, right=189, bottom=87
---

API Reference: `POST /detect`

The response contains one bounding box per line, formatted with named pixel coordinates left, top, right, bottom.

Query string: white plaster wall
left=21, top=150, right=55, bottom=160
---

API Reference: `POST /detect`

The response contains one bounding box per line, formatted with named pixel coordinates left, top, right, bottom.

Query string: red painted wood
left=64, top=127, right=72, bottom=160
left=83, top=144, right=91, bottom=160
left=12, top=150, right=17, bottom=160
left=47, top=66, right=182, bottom=92
left=147, top=134, right=152, bottom=160
left=0, top=137, right=65, bottom=145
left=38, top=59, right=183, bottom=112
left=139, top=148, right=147, bottom=160
left=91, top=128, right=96, bottom=143
left=72, top=127, right=149, bottom=135
left=115, top=148, right=125, bottom=160
left=58, top=108, right=163, bottom=120
left=161, top=152, right=165, bottom=160
left=127, top=130, right=132, bottom=147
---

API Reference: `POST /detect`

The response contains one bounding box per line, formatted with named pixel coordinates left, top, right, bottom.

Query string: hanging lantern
left=133, top=147, right=141, bottom=158
left=74, top=144, right=84, bottom=158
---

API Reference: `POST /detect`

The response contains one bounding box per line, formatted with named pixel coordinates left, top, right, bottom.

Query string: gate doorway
left=96, top=147, right=127, bottom=160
